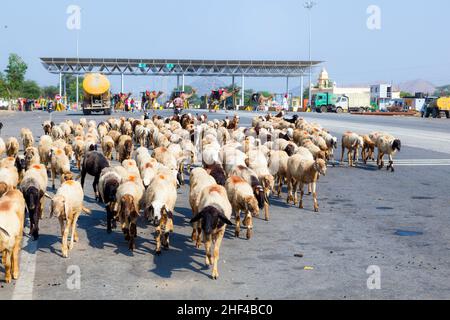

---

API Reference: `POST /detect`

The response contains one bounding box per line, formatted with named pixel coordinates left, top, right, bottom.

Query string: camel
left=252, top=93, right=274, bottom=110
left=209, top=88, right=241, bottom=111
left=146, top=91, right=164, bottom=110
left=115, top=93, right=132, bottom=111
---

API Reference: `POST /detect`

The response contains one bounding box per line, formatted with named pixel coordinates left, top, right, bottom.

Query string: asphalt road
left=1, top=110, right=450, bottom=300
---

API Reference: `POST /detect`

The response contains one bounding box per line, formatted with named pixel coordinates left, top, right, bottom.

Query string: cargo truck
left=313, top=92, right=371, bottom=113
left=424, top=97, right=450, bottom=118
left=82, top=73, right=112, bottom=115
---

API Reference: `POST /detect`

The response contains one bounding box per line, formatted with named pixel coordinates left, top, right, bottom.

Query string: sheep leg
left=264, top=201, right=270, bottom=222
left=340, top=147, right=345, bottom=163
left=378, top=152, right=385, bottom=169
left=3, top=250, right=12, bottom=283
left=129, top=223, right=137, bottom=251
left=155, top=228, right=162, bottom=255
left=93, top=176, right=100, bottom=201
left=312, top=183, right=319, bottom=213
left=61, top=218, right=70, bottom=258
left=212, top=229, right=225, bottom=280
left=292, top=181, right=299, bottom=206
left=106, top=206, right=114, bottom=234
left=2, top=249, right=6, bottom=266
left=308, top=183, right=312, bottom=195
left=51, top=168, right=56, bottom=190
left=162, top=233, right=170, bottom=250
left=299, top=183, right=304, bottom=209
left=204, top=234, right=213, bottom=267
left=287, top=178, right=294, bottom=204
left=69, top=217, right=78, bottom=251
left=80, top=169, right=87, bottom=189
left=195, top=223, right=203, bottom=249
left=12, top=236, right=22, bottom=280
left=235, top=209, right=241, bottom=238
left=388, top=154, right=395, bottom=172
left=244, top=212, right=253, bottom=240
left=348, top=151, right=353, bottom=167
left=277, top=176, right=283, bottom=198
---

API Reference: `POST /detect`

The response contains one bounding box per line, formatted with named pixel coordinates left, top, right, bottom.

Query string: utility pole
left=304, top=1, right=317, bottom=107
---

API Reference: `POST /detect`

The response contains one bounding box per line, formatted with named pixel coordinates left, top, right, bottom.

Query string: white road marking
left=11, top=228, right=37, bottom=300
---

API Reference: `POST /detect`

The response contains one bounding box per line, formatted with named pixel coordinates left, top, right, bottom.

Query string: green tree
left=42, top=86, right=59, bottom=99
left=21, top=80, right=42, bottom=99
left=400, top=91, right=413, bottom=98
left=4, top=53, right=28, bottom=97
left=0, top=72, right=8, bottom=98
left=65, top=75, right=84, bottom=102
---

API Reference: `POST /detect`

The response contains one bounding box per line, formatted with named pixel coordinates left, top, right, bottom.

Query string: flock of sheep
left=0, top=112, right=401, bottom=282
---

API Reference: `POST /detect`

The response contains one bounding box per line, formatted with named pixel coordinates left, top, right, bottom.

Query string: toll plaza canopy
left=40, top=58, right=322, bottom=77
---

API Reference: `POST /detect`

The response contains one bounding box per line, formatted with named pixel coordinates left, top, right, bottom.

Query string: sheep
left=98, top=167, right=123, bottom=233
left=81, top=151, right=110, bottom=201
left=0, top=190, right=25, bottom=283
left=74, top=124, right=84, bottom=137
left=5, top=137, right=19, bottom=158
left=38, top=135, right=53, bottom=167
left=115, top=177, right=145, bottom=251
left=122, top=159, right=141, bottom=179
left=108, top=130, right=121, bottom=148
left=142, top=173, right=177, bottom=255
left=79, top=118, right=87, bottom=128
left=51, top=125, right=64, bottom=141
left=206, top=163, right=227, bottom=186
left=286, top=156, right=327, bottom=212
left=101, top=135, right=115, bottom=161
left=24, top=147, right=40, bottom=170
left=19, top=164, right=48, bottom=240
left=14, top=155, right=27, bottom=184
left=97, top=122, right=109, bottom=139
left=341, top=132, right=364, bottom=167
left=376, top=134, right=402, bottom=172
left=220, top=147, right=247, bottom=175
left=140, top=161, right=158, bottom=188
left=0, top=167, right=19, bottom=198
left=268, top=150, right=289, bottom=197
left=0, top=157, right=16, bottom=169
left=226, top=176, right=259, bottom=239
left=50, top=148, right=72, bottom=190
left=50, top=180, right=90, bottom=258
left=190, top=184, right=233, bottom=280
left=0, top=138, right=5, bottom=157
left=302, top=139, right=326, bottom=160
left=135, top=125, right=152, bottom=148
left=229, top=165, right=269, bottom=220
left=72, top=136, right=85, bottom=170
left=362, top=134, right=377, bottom=164
left=189, top=168, right=217, bottom=247
left=42, top=121, right=54, bottom=136
left=153, top=147, right=182, bottom=186
left=117, top=135, right=134, bottom=162
left=20, top=128, right=34, bottom=150
left=121, top=121, right=133, bottom=136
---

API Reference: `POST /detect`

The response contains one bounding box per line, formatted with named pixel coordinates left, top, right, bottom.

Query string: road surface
left=0, top=110, right=449, bottom=300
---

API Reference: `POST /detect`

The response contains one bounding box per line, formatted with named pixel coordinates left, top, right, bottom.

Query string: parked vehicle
left=313, top=92, right=371, bottom=113
left=424, top=97, right=450, bottom=118
left=82, top=73, right=112, bottom=115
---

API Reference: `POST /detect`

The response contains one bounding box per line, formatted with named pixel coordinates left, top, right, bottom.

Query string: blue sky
left=1, top=0, right=449, bottom=94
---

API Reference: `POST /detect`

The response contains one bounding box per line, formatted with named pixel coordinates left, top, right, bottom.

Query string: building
left=370, top=84, right=401, bottom=110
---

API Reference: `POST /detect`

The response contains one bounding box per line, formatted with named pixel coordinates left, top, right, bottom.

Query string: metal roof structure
left=40, top=58, right=322, bottom=77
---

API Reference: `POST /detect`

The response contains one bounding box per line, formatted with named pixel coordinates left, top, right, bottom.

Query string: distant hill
left=189, top=77, right=228, bottom=95
left=396, top=79, right=436, bottom=95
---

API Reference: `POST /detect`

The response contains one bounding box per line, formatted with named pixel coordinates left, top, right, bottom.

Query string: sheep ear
left=190, top=212, right=203, bottom=224
left=219, top=213, right=233, bottom=226
left=0, top=226, right=10, bottom=237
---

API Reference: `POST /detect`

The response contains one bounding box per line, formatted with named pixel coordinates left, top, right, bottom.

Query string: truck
left=313, top=92, right=371, bottom=113
left=82, top=73, right=112, bottom=115
left=424, top=97, right=450, bottom=118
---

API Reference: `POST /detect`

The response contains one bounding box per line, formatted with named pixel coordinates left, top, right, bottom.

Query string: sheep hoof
left=107, top=229, right=112, bottom=234
left=156, top=250, right=162, bottom=256
left=246, top=229, right=253, bottom=240
left=12, top=272, right=19, bottom=280
left=235, top=231, right=240, bottom=238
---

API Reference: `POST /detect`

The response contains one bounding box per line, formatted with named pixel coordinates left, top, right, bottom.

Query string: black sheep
left=208, top=164, right=227, bottom=186
left=81, top=151, right=110, bottom=201
left=21, top=182, right=44, bottom=241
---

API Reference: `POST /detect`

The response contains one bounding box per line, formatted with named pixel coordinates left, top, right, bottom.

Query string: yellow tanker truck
left=82, top=73, right=112, bottom=115
left=425, top=97, right=450, bottom=118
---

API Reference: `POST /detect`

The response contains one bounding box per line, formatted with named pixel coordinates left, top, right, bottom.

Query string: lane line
left=11, top=228, right=37, bottom=300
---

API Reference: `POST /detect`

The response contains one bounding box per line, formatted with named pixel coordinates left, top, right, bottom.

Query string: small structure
left=370, top=84, right=401, bottom=111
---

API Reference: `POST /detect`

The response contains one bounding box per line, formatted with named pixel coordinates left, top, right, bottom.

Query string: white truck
left=334, top=92, right=371, bottom=113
